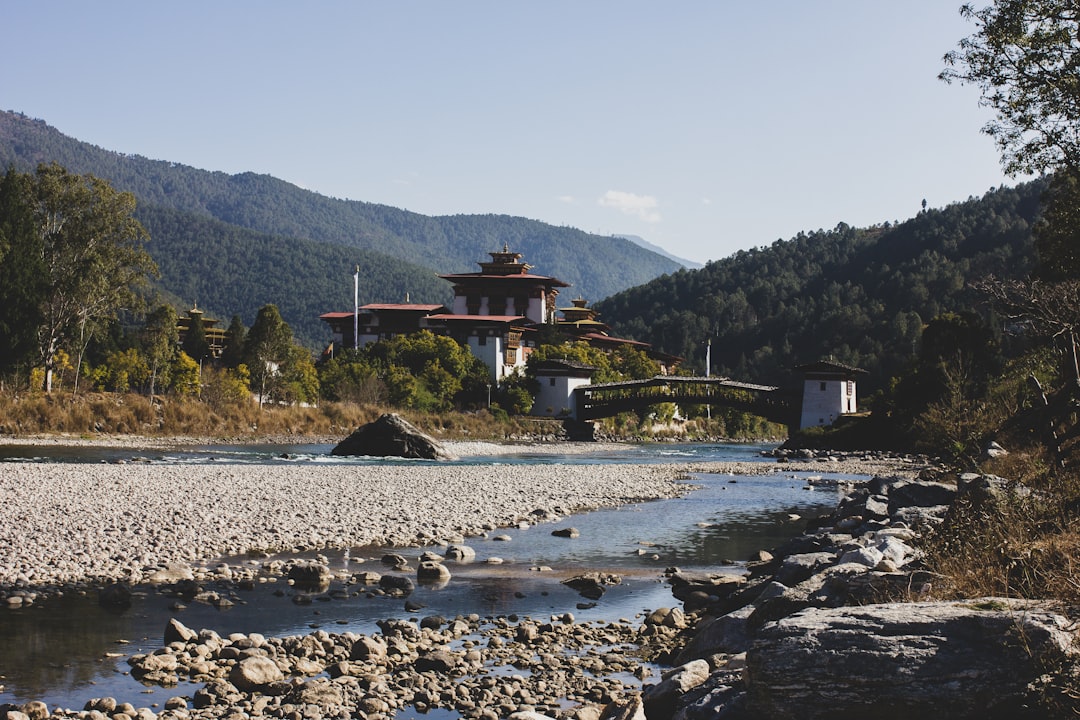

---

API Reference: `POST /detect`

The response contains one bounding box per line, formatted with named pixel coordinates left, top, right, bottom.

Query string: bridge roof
left=582, top=375, right=778, bottom=392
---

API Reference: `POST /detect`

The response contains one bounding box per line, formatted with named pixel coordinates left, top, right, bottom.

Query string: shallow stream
left=0, top=442, right=856, bottom=713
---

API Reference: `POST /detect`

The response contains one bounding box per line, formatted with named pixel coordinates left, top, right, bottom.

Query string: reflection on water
left=0, top=442, right=851, bottom=710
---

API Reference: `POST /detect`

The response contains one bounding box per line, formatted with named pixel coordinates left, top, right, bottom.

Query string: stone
left=415, top=648, right=460, bottom=673
left=887, top=480, right=958, bottom=511
left=331, top=413, right=456, bottom=459
left=19, top=702, right=48, bottom=720
left=745, top=600, right=1078, bottom=719
left=229, top=655, right=284, bottom=691
left=163, top=618, right=197, bottom=646
left=379, top=574, right=415, bottom=595
left=674, top=605, right=755, bottom=662
left=773, top=552, right=836, bottom=587
left=563, top=572, right=621, bottom=600
left=643, top=659, right=711, bottom=718
left=288, top=562, right=332, bottom=591
left=417, top=560, right=452, bottom=584
left=552, top=527, right=580, bottom=538
left=349, top=636, right=387, bottom=662
left=445, top=544, right=476, bottom=562
left=598, top=696, right=647, bottom=720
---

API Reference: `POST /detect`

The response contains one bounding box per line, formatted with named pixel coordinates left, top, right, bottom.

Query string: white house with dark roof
left=796, top=360, right=867, bottom=429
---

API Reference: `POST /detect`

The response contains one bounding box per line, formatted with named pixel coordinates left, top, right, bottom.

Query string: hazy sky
left=3, top=2, right=1016, bottom=265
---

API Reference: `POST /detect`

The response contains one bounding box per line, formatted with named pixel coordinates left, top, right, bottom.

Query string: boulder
left=287, top=562, right=331, bottom=591
left=229, top=656, right=283, bottom=691
left=331, top=413, right=456, bottom=459
left=563, top=572, right=621, bottom=600
left=445, top=544, right=476, bottom=562
left=745, top=600, right=1078, bottom=719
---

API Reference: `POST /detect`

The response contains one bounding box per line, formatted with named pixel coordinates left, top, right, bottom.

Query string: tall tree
left=244, top=304, right=292, bottom=406
left=142, top=304, right=178, bottom=399
left=220, top=314, right=247, bottom=369
left=0, top=167, right=46, bottom=378
left=29, top=163, right=156, bottom=392
left=181, top=309, right=210, bottom=365
left=942, top=2, right=1080, bottom=278
left=941, top=1, right=1080, bottom=177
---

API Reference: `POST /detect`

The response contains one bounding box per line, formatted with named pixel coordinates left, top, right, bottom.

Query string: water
left=0, top=442, right=853, bottom=712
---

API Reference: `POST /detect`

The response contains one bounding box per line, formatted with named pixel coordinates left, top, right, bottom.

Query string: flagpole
left=353, top=265, right=360, bottom=351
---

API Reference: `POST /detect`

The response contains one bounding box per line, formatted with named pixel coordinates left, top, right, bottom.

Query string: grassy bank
left=0, top=392, right=568, bottom=443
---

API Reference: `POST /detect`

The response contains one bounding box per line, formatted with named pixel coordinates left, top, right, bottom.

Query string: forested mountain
left=135, top=206, right=452, bottom=344
left=596, top=180, right=1046, bottom=393
left=0, top=111, right=683, bottom=326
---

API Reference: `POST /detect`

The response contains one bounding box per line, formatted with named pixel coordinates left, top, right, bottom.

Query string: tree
left=941, top=2, right=1080, bottom=177
left=28, top=164, right=156, bottom=392
left=243, top=304, right=292, bottom=406
left=220, top=315, right=247, bottom=369
left=942, top=2, right=1080, bottom=278
left=0, top=168, right=46, bottom=378
left=142, top=304, right=178, bottom=399
left=181, top=310, right=210, bottom=365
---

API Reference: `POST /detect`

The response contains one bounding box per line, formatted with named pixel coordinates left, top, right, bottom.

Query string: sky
left=2, top=2, right=1017, bottom=265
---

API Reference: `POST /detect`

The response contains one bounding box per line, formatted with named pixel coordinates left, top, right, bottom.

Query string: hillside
left=0, top=111, right=684, bottom=323
left=596, top=180, right=1046, bottom=392
left=134, top=206, right=452, bottom=345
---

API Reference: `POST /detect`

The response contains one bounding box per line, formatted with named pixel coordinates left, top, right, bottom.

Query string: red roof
left=360, top=303, right=446, bottom=312
left=580, top=332, right=650, bottom=348
left=439, top=272, right=570, bottom=287
left=427, top=314, right=530, bottom=324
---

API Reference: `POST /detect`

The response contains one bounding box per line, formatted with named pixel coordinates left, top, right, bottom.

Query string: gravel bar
left=0, top=462, right=694, bottom=588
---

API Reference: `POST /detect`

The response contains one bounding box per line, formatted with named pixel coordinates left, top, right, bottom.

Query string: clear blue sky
left=2, top=2, right=1014, bottom=265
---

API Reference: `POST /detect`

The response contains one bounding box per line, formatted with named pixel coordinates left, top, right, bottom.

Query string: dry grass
left=0, top=391, right=563, bottom=442
left=920, top=453, right=1080, bottom=603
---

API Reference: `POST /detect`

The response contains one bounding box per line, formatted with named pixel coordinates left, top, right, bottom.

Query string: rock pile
left=642, top=471, right=1080, bottom=719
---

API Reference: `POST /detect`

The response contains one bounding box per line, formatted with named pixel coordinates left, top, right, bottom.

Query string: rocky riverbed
left=6, top=444, right=1004, bottom=720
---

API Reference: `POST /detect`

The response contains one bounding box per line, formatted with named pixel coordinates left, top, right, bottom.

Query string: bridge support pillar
left=562, top=419, right=597, bottom=442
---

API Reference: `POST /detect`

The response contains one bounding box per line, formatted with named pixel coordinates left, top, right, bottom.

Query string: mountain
left=616, top=234, right=703, bottom=269
left=0, top=110, right=683, bottom=345
left=596, top=180, right=1046, bottom=392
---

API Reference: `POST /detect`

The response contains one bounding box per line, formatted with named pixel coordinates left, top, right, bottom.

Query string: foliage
left=0, top=167, right=45, bottom=376
left=243, top=304, right=294, bottom=406
left=142, top=304, right=178, bottom=398
left=941, top=1, right=1080, bottom=178
left=201, top=365, right=251, bottom=409
left=0, top=164, right=156, bottom=391
left=181, top=309, right=210, bottom=363
left=319, top=331, right=491, bottom=412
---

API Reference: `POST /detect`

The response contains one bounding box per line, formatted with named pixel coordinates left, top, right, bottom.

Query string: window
left=820, top=382, right=827, bottom=392
left=477, top=336, right=487, bottom=346
left=549, top=378, right=556, bottom=386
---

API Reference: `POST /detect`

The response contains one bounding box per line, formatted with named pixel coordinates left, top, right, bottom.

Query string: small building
left=796, top=360, right=866, bottom=429
left=530, top=359, right=596, bottom=418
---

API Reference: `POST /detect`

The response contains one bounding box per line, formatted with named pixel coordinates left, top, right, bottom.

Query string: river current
left=0, top=442, right=857, bottom=713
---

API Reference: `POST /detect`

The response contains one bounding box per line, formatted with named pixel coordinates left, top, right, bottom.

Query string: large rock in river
left=744, top=599, right=1079, bottom=719
left=331, top=413, right=456, bottom=459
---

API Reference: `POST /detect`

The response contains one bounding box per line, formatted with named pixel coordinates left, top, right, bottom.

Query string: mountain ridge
left=0, top=110, right=683, bottom=321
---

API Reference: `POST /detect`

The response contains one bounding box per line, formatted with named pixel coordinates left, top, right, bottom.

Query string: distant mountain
left=616, top=234, right=703, bottom=269
left=597, top=181, right=1045, bottom=391
left=0, top=110, right=683, bottom=346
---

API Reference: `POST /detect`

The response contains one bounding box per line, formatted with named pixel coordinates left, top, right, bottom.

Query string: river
left=0, top=442, right=856, bottom=714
